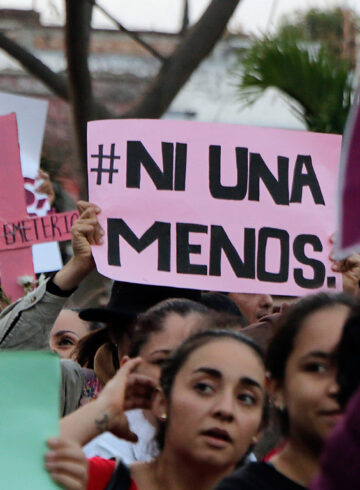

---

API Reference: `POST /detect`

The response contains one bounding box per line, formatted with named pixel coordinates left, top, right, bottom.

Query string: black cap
left=79, top=281, right=201, bottom=325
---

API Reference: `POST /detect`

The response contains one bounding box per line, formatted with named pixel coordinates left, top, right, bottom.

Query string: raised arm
left=60, top=358, right=157, bottom=446
left=0, top=201, right=103, bottom=350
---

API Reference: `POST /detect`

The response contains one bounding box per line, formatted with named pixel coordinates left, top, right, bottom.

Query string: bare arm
left=0, top=201, right=103, bottom=350
left=60, top=358, right=157, bottom=446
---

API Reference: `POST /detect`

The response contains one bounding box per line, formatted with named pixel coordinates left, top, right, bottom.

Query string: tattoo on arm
left=94, top=413, right=110, bottom=433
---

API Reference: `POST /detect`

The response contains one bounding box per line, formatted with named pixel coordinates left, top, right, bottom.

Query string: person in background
left=200, top=292, right=246, bottom=322
left=79, top=297, right=209, bottom=462
left=310, top=311, right=360, bottom=490
left=46, top=329, right=268, bottom=490
left=215, top=292, right=359, bottom=490
left=226, top=237, right=360, bottom=326
left=0, top=201, right=101, bottom=353
left=50, top=308, right=91, bottom=359
left=227, top=293, right=274, bottom=324
left=0, top=201, right=206, bottom=417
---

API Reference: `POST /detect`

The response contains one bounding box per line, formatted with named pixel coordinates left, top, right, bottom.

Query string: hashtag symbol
left=90, top=144, right=120, bottom=185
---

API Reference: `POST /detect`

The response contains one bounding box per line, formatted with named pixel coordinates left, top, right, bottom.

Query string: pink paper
left=0, top=211, right=79, bottom=251
left=88, top=119, right=342, bottom=296
left=0, top=113, right=79, bottom=301
left=336, top=88, right=360, bottom=258
left=0, top=113, right=35, bottom=300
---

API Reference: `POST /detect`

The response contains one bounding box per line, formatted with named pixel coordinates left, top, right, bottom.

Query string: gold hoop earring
left=160, top=413, right=167, bottom=420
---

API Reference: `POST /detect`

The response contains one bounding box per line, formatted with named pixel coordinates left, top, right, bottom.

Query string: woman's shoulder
left=215, top=462, right=306, bottom=490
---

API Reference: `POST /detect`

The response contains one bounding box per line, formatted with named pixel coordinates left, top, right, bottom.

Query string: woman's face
left=163, top=338, right=266, bottom=468
left=278, top=304, right=350, bottom=452
left=136, top=312, right=204, bottom=382
left=50, top=310, right=89, bottom=359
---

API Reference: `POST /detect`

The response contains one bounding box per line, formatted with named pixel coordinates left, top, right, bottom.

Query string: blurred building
left=0, top=8, right=310, bottom=198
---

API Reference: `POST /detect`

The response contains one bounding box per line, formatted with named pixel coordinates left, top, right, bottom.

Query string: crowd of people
left=1, top=199, right=360, bottom=489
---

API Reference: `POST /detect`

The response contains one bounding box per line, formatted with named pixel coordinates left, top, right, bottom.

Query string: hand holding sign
left=75, top=201, right=104, bottom=247
left=330, top=245, right=360, bottom=297
left=51, top=201, right=103, bottom=292
left=45, top=438, right=88, bottom=490
left=0, top=351, right=60, bottom=489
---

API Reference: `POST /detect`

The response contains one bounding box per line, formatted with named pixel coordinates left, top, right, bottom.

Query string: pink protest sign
left=0, top=113, right=35, bottom=300
left=336, top=87, right=360, bottom=258
left=0, top=113, right=79, bottom=301
left=0, top=211, right=79, bottom=251
left=88, top=119, right=342, bottom=296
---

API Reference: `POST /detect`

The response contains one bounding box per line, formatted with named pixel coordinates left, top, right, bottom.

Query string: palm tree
left=236, top=33, right=354, bottom=134
left=277, top=7, right=358, bottom=63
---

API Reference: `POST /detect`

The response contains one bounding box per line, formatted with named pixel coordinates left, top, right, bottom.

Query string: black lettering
left=176, top=223, right=208, bottom=275
left=33, top=218, right=39, bottom=240
left=10, top=222, right=25, bottom=243
left=249, top=153, right=289, bottom=205
left=126, top=141, right=174, bottom=190
left=209, top=146, right=248, bottom=200
left=293, top=234, right=325, bottom=288
left=107, top=219, right=171, bottom=271
left=64, top=214, right=70, bottom=233
left=257, top=227, right=289, bottom=282
left=290, top=155, right=325, bottom=205
left=21, top=220, right=32, bottom=242
left=70, top=212, right=79, bottom=227
left=209, top=226, right=255, bottom=278
left=50, top=215, right=62, bottom=238
left=41, top=217, right=51, bottom=238
left=3, top=224, right=15, bottom=245
left=174, top=143, right=187, bottom=191
left=327, top=276, right=336, bottom=288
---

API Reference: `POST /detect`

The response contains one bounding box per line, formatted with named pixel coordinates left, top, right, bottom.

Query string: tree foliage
left=236, top=31, right=354, bottom=134
left=0, top=0, right=241, bottom=197
left=277, top=7, right=359, bottom=61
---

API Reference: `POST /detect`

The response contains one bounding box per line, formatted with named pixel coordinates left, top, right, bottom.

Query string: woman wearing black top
left=216, top=293, right=359, bottom=490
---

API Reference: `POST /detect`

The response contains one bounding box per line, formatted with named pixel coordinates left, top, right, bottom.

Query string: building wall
left=0, top=9, right=305, bottom=199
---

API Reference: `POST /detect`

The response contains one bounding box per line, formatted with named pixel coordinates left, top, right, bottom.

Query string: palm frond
left=235, top=34, right=354, bottom=133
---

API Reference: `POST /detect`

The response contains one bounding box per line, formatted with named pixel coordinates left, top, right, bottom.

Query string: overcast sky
left=2, top=0, right=359, bottom=35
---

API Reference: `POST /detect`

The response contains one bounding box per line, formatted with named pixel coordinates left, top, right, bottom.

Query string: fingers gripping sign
left=329, top=234, right=359, bottom=296
left=45, top=438, right=88, bottom=490
left=71, top=202, right=104, bottom=261
left=50, top=201, right=104, bottom=292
